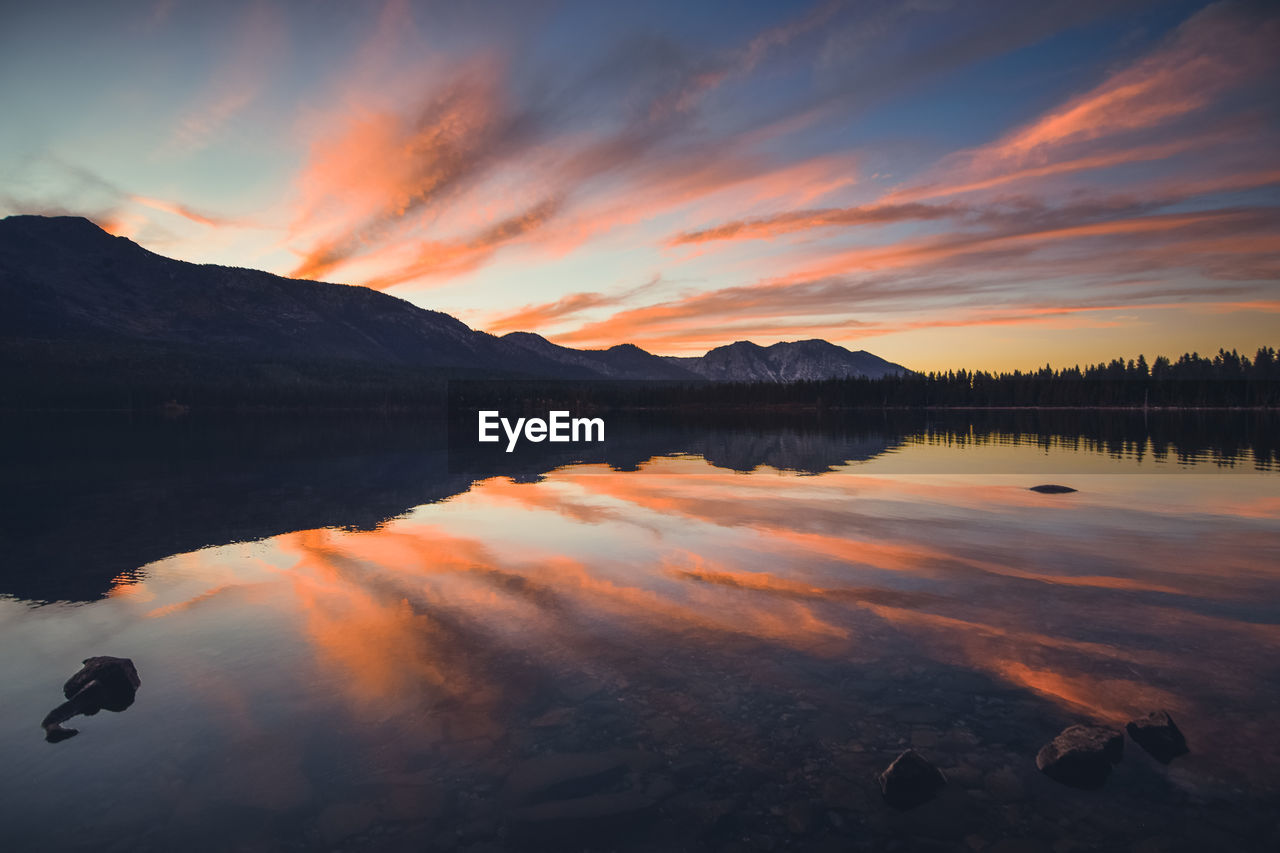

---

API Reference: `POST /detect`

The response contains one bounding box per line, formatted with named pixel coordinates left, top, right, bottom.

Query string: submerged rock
left=877, top=749, right=946, bottom=808
left=1029, top=484, right=1077, bottom=494
left=1035, top=724, right=1123, bottom=788
left=501, top=749, right=673, bottom=840
left=41, top=656, right=140, bottom=742
left=1126, top=710, right=1189, bottom=763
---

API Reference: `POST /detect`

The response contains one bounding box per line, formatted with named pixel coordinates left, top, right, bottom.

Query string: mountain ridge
left=666, top=339, right=906, bottom=382
left=0, top=215, right=909, bottom=406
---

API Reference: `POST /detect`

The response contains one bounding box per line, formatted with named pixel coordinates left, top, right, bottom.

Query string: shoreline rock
left=1035, top=724, right=1122, bottom=788
left=1126, top=710, right=1189, bottom=763
left=41, top=656, right=140, bottom=742
left=877, top=749, right=946, bottom=808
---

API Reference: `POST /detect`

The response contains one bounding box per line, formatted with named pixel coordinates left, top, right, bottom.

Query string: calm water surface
left=1, top=414, right=1278, bottom=852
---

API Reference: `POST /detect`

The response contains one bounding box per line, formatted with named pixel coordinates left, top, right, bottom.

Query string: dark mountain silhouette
left=667, top=339, right=906, bottom=381
left=0, top=215, right=908, bottom=408
left=0, top=215, right=582, bottom=374
left=501, top=336, right=908, bottom=382
left=501, top=332, right=702, bottom=380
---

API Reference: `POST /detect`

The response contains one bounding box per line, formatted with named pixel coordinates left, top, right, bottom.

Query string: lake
left=1, top=412, right=1277, bottom=852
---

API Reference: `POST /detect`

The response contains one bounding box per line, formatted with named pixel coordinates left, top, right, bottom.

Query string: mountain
left=668, top=339, right=906, bottom=382
left=0, top=215, right=908, bottom=407
left=504, top=335, right=907, bottom=382
left=502, top=332, right=702, bottom=380
left=0, top=214, right=578, bottom=375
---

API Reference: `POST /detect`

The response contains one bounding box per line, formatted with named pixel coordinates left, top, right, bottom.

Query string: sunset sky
left=2, top=0, right=1277, bottom=372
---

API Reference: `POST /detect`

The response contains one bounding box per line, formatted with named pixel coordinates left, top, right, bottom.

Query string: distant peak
left=709, top=340, right=766, bottom=353
left=0, top=214, right=118, bottom=244
left=761, top=339, right=840, bottom=351
left=3, top=213, right=106, bottom=230
left=703, top=339, right=850, bottom=356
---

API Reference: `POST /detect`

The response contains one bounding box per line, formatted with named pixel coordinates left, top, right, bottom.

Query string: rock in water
left=1126, top=710, right=1188, bottom=763
left=877, top=749, right=946, bottom=808
left=1035, top=725, right=1123, bottom=788
left=1029, top=484, right=1077, bottom=494
left=41, top=656, right=140, bottom=742
left=64, top=657, right=141, bottom=704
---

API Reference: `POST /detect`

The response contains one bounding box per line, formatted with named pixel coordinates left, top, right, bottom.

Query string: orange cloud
left=668, top=201, right=962, bottom=245
left=164, top=1, right=286, bottom=155
left=541, top=205, right=1280, bottom=351
left=360, top=197, right=563, bottom=289
left=882, top=132, right=1240, bottom=204
left=969, top=3, right=1279, bottom=170
left=128, top=195, right=237, bottom=228
left=483, top=274, right=665, bottom=335
left=289, top=58, right=513, bottom=281
left=282, top=3, right=867, bottom=289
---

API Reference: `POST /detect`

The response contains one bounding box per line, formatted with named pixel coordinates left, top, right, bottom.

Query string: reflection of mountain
left=451, top=414, right=901, bottom=478
left=3, top=409, right=1274, bottom=605
left=0, top=415, right=902, bottom=604
left=2, top=417, right=455, bottom=604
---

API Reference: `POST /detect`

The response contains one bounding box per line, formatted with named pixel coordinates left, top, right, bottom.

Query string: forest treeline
left=451, top=346, right=1280, bottom=413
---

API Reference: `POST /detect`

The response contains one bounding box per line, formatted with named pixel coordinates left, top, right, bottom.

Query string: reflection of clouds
left=857, top=603, right=1185, bottom=723
left=554, top=461, right=1280, bottom=725
left=107, top=454, right=1280, bottom=786
left=560, top=466, right=1278, bottom=596
left=468, top=475, right=660, bottom=532
left=143, top=582, right=276, bottom=619
left=1206, top=496, right=1280, bottom=521
left=279, top=528, right=504, bottom=712
left=664, top=557, right=1193, bottom=721
left=276, top=519, right=853, bottom=705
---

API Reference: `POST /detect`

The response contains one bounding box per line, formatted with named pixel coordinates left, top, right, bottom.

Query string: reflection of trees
left=901, top=409, right=1278, bottom=470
